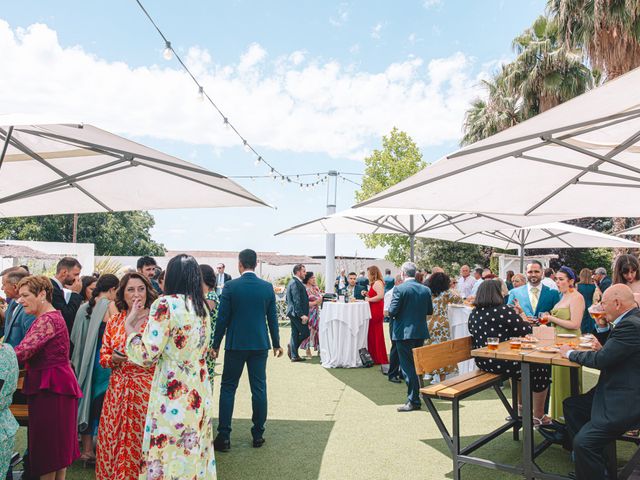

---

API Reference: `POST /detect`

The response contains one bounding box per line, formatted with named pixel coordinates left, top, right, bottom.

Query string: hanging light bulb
left=223, top=117, right=230, bottom=130
left=198, top=86, right=205, bottom=102
left=243, top=140, right=250, bottom=153
left=163, top=41, right=173, bottom=60
left=254, top=156, right=262, bottom=166
left=269, top=167, right=275, bottom=177
left=280, top=176, right=285, bottom=184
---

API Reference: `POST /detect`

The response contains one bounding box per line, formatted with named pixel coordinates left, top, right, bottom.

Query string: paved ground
left=13, top=326, right=639, bottom=479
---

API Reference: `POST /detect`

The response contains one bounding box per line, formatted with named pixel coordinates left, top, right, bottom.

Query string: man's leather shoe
left=538, top=425, right=567, bottom=446
left=397, top=402, right=421, bottom=412
left=388, top=376, right=402, bottom=383
left=291, top=357, right=305, bottom=362
left=213, top=436, right=230, bottom=452
left=253, top=438, right=265, bottom=448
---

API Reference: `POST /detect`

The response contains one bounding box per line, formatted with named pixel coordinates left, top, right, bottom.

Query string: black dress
left=468, top=304, right=550, bottom=392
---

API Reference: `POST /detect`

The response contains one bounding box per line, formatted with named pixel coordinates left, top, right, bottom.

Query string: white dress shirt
left=383, top=286, right=395, bottom=313
left=457, top=275, right=476, bottom=298
left=541, top=277, right=559, bottom=291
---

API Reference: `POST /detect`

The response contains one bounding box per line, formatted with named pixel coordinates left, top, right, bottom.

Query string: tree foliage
left=0, top=211, right=165, bottom=256
left=354, top=128, right=426, bottom=266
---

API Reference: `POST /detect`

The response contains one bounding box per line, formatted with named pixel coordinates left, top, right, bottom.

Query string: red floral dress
left=96, top=311, right=154, bottom=480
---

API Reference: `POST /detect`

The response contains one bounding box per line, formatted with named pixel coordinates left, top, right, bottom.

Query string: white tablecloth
left=319, top=302, right=371, bottom=368
left=447, top=304, right=476, bottom=374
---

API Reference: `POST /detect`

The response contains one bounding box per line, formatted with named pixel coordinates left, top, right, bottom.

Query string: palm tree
left=505, top=15, right=593, bottom=116
left=461, top=68, right=521, bottom=145
left=548, top=0, right=640, bottom=242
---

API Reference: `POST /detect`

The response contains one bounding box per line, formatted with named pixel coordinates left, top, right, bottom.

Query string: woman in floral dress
left=96, top=273, right=157, bottom=480
left=300, top=271, right=322, bottom=357
left=425, top=272, right=462, bottom=381
left=126, top=254, right=216, bottom=479
left=0, top=343, right=19, bottom=478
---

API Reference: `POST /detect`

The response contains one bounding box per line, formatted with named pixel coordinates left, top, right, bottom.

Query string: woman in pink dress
left=300, top=271, right=322, bottom=358
left=364, top=266, right=388, bottom=365
left=13, top=275, right=82, bottom=479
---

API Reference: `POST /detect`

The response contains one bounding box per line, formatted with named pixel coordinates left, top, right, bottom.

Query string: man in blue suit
left=388, top=261, right=433, bottom=412
left=1, top=267, right=35, bottom=347
left=285, top=264, right=310, bottom=362
left=212, top=249, right=283, bottom=452
left=507, top=260, right=560, bottom=317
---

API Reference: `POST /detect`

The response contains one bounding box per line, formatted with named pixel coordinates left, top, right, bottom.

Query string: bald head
left=601, top=284, right=636, bottom=321
left=432, top=267, right=444, bottom=274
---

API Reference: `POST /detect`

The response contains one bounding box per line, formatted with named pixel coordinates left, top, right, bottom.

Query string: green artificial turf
left=11, top=327, right=638, bottom=479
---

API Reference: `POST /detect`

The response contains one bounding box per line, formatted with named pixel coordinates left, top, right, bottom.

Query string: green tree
left=354, top=128, right=426, bottom=265
left=414, top=239, right=487, bottom=275
left=506, top=15, right=593, bottom=116
left=0, top=211, right=165, bottom=256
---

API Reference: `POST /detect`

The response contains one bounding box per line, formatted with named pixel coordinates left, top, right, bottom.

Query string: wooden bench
left=10, top=371, right=28, bottom=427
left=413, top=336, right=520, bottom=480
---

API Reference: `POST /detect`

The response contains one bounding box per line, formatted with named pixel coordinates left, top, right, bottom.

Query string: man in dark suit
left=216, top=263, right=233, bottom=295
left=285, top=264, right=309, bottom=362
left=137, top=255, right=162, bottom=294
left=388, top=261, right=433, bottom=412
left=212, top=249, right=282, bottom=452
left=553, top=285, right=640, bottom=479
left=50, top=256, right=83, bottom=333
left=594, top=267, right=612, bottom=293
left=356, top=270, right=369, bottom=288
left=345, top=272, right=367, bottom=300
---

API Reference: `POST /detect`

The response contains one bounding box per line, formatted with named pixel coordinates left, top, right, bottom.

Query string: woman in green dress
left=540, top=266, right=584, bottom=421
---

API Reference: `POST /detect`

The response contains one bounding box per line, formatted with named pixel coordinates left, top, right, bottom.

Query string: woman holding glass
left=96, top=273, right=157, bottom=480
left=301, top=271, right=322, bottom=358
left=539, top=266, right=584, bottom=421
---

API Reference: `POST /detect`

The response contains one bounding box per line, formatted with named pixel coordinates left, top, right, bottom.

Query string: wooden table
left=471, top=337, right=583, bottom=480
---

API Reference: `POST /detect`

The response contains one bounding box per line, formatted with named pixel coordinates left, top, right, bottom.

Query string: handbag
left=359, top=348, right=374, bottom=368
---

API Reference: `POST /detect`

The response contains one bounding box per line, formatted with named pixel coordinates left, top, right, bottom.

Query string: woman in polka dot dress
left=468, top=280, right=551, bottom=426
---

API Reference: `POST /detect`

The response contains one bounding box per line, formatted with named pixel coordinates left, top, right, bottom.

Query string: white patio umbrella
left=0, top=120, right=267, bottom=217
left=275, top=207, right=573, bottom=262
left=355, top=67, right=640, bottom=218
left=423, top=222, right=640, bottom=272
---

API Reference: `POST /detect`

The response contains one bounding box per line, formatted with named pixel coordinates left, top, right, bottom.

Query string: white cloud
left=238, top=42, right=267, bottom=71
left=0, top=20, right=488, bottom=160
left=349, top=43, right=360, bottom=54
left=371, top=22, right=383, bottom=39
left=329, top=3, right=349, bottom=27
left=423, top=0, right=443, bottom=8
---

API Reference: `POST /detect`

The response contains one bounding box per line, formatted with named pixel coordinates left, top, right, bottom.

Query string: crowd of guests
left=0, top=251, right=278, bottom=479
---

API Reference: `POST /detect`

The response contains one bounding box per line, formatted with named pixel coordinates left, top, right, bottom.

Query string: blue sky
left=1, top=0, right=546, bottom=256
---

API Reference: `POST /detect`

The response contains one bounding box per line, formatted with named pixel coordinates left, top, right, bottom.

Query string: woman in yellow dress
left=541, top=266, right=584, bottom=421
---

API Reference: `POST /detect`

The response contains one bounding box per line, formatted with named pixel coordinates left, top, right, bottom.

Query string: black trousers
left=564, top=389, right=620, bottom=480
left=387, top=320, right=400, bottom=378
left=396, top=339, right=425, bottom=406
left=218, top=349, right=269, bottom=441
left=289, top=316, right=310, bottom=359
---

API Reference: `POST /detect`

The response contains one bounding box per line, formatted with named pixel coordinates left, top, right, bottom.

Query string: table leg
left=522, top=362, right=535, bottom=479
left=570, top=367, right=579, bottom=397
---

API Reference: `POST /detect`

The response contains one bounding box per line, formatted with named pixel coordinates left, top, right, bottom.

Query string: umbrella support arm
left=0, top=126, right=14, bottom=173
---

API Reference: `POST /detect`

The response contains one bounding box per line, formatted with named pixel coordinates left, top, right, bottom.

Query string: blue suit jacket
left=507, top=284, right=560, bottom=317
left=2, top=300, right=36, bottom=347
left=212, top=272, right=280, bottom=351
left=387, top=279, right=433, bottom=341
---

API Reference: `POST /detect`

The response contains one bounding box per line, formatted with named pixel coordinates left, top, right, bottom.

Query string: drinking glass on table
left=509, top=337, right=522, bottom=350
left=487, top=337, right=499, bottom=351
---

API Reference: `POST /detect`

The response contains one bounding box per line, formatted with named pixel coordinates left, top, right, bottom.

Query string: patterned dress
left=96, top=311, right=155, bottom=480
left=126, top=295, right=217, bottom=480
left=300, top=285, right=321, bottom=351
left=206, top=290, right=219, bottom=383
left=0, top=344, right=18, bottom=478
left=425, top=290, right=461, bottom=378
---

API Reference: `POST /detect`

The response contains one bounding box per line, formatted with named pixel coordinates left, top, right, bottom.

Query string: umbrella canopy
left=0, top=120, right=267, bottom=217
left=355, top=67, right=640, bottom=218
left=275, top=207, right=573, bottom=261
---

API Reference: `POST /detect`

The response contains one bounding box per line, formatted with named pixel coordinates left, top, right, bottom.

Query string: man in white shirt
left=384, top=275, right=403, bottom=383
left=216, top=263, right=232, bottom=295
left=469, top=268, right=489, bottom=298
left=457, top=265, right=476, bottom=298
left=541, top=267, right=559, bottom=291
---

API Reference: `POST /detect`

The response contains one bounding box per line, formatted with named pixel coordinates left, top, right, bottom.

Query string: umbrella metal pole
left=0, top=126, right=14, bottom=173
left=409, top=216, right=415, bottom=262
left=325, top=171, right=338, bottom=293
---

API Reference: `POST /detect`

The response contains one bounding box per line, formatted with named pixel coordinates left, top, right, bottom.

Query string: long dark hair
left=86, top=274, right=120, bottom=318
left=473, top=280, right=505, bottom=308
left=115, top=272, right=157, bottom=312
left=80, top=275, right=97, bottom=301
left=164, top=254, right=208, bottom=318
left=200, top=264, right=217, bottom=290
left=613, top=254, right=640, bottom=285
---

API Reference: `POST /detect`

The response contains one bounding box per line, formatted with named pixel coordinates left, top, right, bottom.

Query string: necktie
left=530, top=287, right=540, bottom=312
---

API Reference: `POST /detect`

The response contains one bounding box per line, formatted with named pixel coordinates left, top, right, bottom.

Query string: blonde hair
left=578, top=268, right=592, bottom=284
left=17, top=275, right=53, bottom=303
